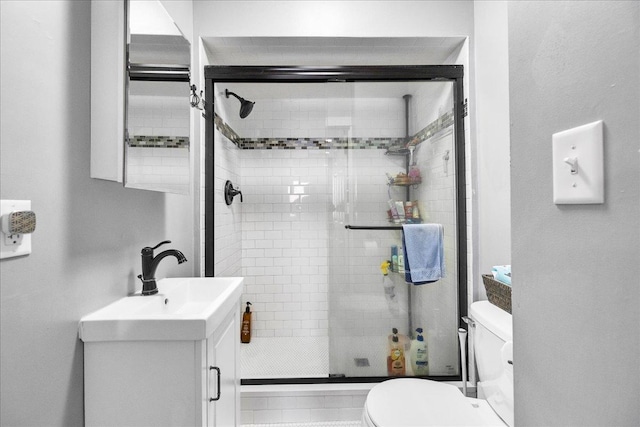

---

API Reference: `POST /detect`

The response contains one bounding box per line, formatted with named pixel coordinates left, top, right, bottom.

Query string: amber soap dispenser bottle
left=241, top=302, right=252, bottom=343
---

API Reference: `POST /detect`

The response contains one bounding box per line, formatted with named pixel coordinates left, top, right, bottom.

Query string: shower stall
left=205, top=66, right=466, bottom=383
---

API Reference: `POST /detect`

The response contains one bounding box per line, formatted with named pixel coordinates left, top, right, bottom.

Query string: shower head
left=225, top=89, right=255, bottom=119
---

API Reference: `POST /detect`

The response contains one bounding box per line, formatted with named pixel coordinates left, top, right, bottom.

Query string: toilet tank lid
left=470, top=301, right=512, bottom=342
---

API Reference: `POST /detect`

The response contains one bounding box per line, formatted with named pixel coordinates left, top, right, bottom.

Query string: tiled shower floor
left=241, top=336, right=329, bottom=379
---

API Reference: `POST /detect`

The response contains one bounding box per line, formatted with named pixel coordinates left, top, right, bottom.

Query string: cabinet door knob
left=209, top=366, right=221, bottom=402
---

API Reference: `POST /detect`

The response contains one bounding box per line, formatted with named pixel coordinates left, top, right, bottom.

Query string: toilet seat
left=362, top=379, right=506, bottom=427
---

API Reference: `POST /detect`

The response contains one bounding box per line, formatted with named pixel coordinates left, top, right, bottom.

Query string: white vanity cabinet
left=83, top=301, right=241, bottom=426
left=206, top=307, right=241, bottom=426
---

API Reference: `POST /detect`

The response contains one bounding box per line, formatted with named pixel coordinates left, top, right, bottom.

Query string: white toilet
left=362, top=301, right=513, bottom=427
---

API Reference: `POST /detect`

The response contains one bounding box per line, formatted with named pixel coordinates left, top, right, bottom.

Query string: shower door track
left=204, top=65, right=468, bottom=385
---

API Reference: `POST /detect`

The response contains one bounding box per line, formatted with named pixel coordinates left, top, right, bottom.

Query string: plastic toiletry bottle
left=387, top=328, right=397, bottom=374
left=390, top=246, right=398, bottom=272
left=381, top=260, right=395, bottom=299
left=241, top=302, right=252, bottom=343
left=412, top=201, right=421, bottom=220
left=388, top=200, right=399, bottom=222
left=411, top=327, right=429, bottom=376
left=398, top=246, right=405, bottom=274
left=395, top=201, right=406, bottom=222
left=387, top=328, right=406, bottom=376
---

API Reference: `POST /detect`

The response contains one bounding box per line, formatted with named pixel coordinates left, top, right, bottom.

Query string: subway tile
left=240, top=410, right=254, bottom=425
left=242, top=397, right=268, bottom=410
left=281, top=408, right=311, bottom=423
left=325, top=395, right=352, bottom=408
left=309, top=408, right=338, bottom=422
left=267, top=396, right=296, bottom=410
left=252, top=409, right=283, bottom=424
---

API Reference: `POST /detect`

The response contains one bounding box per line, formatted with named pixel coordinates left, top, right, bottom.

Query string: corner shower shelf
left=388, top=180, right=422, bottom=187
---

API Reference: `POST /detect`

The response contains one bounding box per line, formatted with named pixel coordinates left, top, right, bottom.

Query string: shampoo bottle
left=387, top=328, right=406, bottom=376
left=241, top=302, right=252, bottom=344
left=411, top=327, right=429, bottom=376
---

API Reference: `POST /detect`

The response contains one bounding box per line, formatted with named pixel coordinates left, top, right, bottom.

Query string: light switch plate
left=552, top=120, right=604, bottom=204
left=1, top=200, right=32, bottom=259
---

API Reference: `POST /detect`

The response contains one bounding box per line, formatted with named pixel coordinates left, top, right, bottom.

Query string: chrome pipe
left=458, top=328, right=468, bottom=397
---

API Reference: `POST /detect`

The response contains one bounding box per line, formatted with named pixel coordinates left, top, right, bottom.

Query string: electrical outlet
left=4, top=231, right=24, bottom=246
left=1, top=200, right=33, bottom=259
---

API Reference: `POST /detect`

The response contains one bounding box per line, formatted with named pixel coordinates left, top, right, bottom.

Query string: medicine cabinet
left=90, top=0, right=192, bottom=194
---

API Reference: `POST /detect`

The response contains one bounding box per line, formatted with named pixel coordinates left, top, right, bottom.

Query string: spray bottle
left=380, top=260, right=395, bottom=300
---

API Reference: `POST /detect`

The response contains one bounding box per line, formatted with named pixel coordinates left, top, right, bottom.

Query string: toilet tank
left=470, top=301, right=513, bottom=427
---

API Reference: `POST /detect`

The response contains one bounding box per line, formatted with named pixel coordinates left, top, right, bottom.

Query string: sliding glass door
left=205, top=66, right=466, bottom=383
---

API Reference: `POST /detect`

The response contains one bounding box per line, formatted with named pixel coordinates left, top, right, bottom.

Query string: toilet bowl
left=362, top=301, right=513, bottom=427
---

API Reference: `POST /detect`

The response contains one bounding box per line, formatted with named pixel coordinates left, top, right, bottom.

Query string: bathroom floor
left=241, top=336, right=329, bottom=379
left=245, top=422, right=360, bottom=427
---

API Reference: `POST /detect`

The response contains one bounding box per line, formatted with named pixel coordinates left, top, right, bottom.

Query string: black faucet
left=137, top=240, right=187, bottom=295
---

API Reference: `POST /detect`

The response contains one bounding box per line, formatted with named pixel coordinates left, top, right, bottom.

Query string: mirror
left=125, top=0, right=191, bottom=194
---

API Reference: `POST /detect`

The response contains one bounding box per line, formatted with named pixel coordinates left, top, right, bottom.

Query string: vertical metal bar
left=204, top=77, right=215, bottom=277
left=403, top=94, right=412, bottom=337
left=453, top=75, right=468, bottom=328
left=403, top=94, right=412, bottom=202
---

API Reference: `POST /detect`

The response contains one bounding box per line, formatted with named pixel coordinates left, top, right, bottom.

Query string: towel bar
left=344, top=225, right=403, bottom=230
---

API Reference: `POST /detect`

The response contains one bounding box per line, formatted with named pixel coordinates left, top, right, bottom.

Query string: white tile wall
left=241, top=384, right=371, bottom=425
left=213, top=125, right=242, bottom=278
left=127, top=94, right=191, bottom=193
left=126, top=146, right=189, bottom=193
left=240, top=150, right=331, bottom=339
left=413, top=82, right=454, bottom=134
left=208, top=85, right=469, bottom=379
left=228, top=97, right=405, bottom=139
left=128, top=95, right=190, bottom=138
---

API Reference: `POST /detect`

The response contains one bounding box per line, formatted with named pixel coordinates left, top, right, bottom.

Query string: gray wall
left=0, top=2, right=193, bottom=425
left=509, top=2, right=639, bottom=426
left=473, top=0, right=511, bottom=295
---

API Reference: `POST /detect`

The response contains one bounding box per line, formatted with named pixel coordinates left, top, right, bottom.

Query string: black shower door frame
left=204, top=65, right=467, bottom=384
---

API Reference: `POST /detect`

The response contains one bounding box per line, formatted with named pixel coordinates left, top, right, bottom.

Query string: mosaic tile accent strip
left=237, top=137, right=405, bottom=150
left=214, top=112, right=241, bottom=145
left=213, top=111, right=453, bottom=151
left=409, top=110, right=455, bottom=145
left=128, top=135, right=189, bottom=148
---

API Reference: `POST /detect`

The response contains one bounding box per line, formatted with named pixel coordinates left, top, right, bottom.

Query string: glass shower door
left=327, top=80, right=461, bottom=379
left=206, top=66, right=466, bottom=382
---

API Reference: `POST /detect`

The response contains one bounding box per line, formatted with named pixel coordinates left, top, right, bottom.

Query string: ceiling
left=202, top=36, right=465, bottom=66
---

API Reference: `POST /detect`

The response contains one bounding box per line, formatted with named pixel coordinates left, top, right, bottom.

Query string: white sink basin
left=79, top=277, right=243, bottom=342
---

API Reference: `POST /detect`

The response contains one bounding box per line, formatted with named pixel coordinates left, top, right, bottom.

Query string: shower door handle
left=209, top=366, right=221, bottom=402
